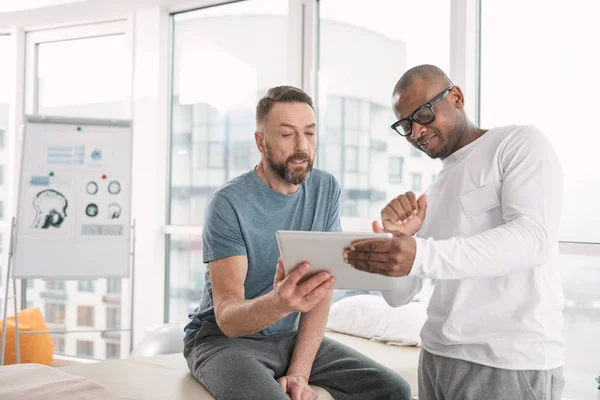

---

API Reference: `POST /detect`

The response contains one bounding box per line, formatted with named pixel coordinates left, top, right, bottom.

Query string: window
left=318, top=0, right=446, bottom=222
left=410, top=147, right=422, bottom=158
left=106, top=343, right=120, bottom=359
left=170, top=1, right=288, bottom=226
left=45, top=303, right=66, bottom=325
left=481, top=3, right=600, bottom=398
left=167, top=0, right=289, bottom=321
left=76, top=340, right=94, bottom=359
left=77, top=280, right=96, bottom=292
left=0, top=35, right=10, bottom=271
left=24, top=25, right=130, bottom=361
left=53, top=335, right=66, bottom=354
left=0, top=35, right=9, bottom=154
left=35, top=35, right=128, bottom=119
left=106, top=279, right=121, bottom=295
left=77, top=305, right=94, bottom=327
left=389, top=157, right=404, bottom=183
left=106, top=307, right=120, bottom=330
left=410, top=173, right=422, bottom=192
left=167, top=235, right=203, bottom=321
left=481, top=2, right=599, bottom=244
left=45, top=280, right=65, bottom=291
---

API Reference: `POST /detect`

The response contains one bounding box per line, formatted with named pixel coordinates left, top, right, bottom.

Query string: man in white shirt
left=343, top=64, right=565, bottom=399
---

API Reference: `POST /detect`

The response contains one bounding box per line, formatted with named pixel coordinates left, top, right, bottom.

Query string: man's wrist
left=286, top=369, right=310, bottom=381
left=265, top=291, right=291, bottom=318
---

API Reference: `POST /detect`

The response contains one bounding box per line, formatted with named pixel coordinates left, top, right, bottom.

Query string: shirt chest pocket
left=460, top=185, right=500, bottom=218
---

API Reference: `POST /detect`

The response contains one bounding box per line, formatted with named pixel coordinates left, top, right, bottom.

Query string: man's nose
left=295, top=133, right=309, bottom=152
left=409, top=122, right=427, bottom=141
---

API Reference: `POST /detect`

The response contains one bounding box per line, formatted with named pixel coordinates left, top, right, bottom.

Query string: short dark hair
left=256, top=86, right=314, bottom=128
left=393, top=64, right=452, bottom=96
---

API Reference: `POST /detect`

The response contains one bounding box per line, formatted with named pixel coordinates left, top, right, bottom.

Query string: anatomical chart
left=21, top=132, right=125, bottom=238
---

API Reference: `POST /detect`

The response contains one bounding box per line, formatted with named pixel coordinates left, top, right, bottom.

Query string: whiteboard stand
left=1, top=218, right=21, bottom=366
left=129, top=218, right=136, bottom=353
left=0, top=217, right=137, bottom=365
left=1, top=115, right=135, bottom=365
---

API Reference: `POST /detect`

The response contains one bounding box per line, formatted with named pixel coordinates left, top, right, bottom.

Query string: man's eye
left=414, top=108, right=431, bottom=120
left=282, top=132, right=293, bottom=137
left=305, top=132, right=316, bottom=136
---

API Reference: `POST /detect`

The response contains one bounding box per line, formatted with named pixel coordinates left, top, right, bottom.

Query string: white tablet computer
left=276, top=230, right=396, bottom=291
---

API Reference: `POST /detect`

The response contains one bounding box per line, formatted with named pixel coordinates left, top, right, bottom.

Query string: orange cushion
left=0, top=307, right=54, bottom=365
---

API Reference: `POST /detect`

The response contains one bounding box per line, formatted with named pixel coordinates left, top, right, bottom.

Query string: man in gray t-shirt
left=183, top=86, right=411, bottom=400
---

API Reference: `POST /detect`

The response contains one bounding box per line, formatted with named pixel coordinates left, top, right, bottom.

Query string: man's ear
left=451, top=85, right=465, bottom=109
left=255, top=130, right=265, bottom=154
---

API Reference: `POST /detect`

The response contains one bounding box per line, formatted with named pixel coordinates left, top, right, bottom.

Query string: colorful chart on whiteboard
left=21, top=133, right=125, bottom=238
left=13, top=117, right=132, bottom=279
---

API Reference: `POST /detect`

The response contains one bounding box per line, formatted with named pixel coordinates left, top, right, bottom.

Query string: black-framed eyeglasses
left=390, top=85, right=454, bottom=137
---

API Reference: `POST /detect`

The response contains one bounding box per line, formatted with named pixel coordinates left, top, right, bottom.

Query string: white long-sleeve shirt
left=383, top=125, right=565, bottom=370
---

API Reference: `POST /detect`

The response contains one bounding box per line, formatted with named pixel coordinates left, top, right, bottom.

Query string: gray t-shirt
left=184, top=168, right=342, bottom=341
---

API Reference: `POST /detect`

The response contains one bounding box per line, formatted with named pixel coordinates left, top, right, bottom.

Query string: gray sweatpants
left=184, top=321, right=412, bottom=400
left=418, top=349, right=565, bottom=400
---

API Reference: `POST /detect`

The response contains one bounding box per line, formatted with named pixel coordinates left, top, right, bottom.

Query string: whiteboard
left=13, top=116, right=132, bottom=279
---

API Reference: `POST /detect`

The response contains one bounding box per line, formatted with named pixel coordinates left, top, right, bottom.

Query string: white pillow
left=326, top=294, right=427, bottom=347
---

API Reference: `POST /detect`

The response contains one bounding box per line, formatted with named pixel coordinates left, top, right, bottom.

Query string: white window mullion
left=129, top=6, right=170, bottom=345
left=449, top=0, right=480, bottom=124
left=287, top=0, right=305, bottom=89
left=300, top=0, right=318, bottom=99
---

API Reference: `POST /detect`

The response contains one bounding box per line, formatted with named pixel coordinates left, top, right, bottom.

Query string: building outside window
left=410, top=173, right=422, bottom=192
left=76, top=340, right=94, bottom=359
left=106, top=279, right=121, bottom=295
left=78, top=280, right=95, bottom=292
left=53, top=335, right=66, bottom=354
left=106, top=307, right=121, bottom=329
left=77, top=305, right=94, bottom=327
left=45, top=303, right=66, bottom=325
left=389, top=156, right=404, bottom=184
left=106, top=343, right=120, bottom=359
left=45, top=280, right=66, bottom=291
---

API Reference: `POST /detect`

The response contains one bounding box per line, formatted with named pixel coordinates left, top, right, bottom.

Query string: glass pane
left=0, top=36, right=10, bottom=157
left=167, top=235, right=204, bottom=322
left=344, top=147, right=358, bottom=172
left=319, top=0, right=447, bottom=220
left=480, top=1, right=600, bottom=243
left=77, top=305, right=95, bottom=327
left=36, top=35, right=128, bottom=119
left=23, top=31, right=130, bottom=360
left=410, top=173, right=422, bottom=192
left=410, top=147, right=422, bottom=158
left=25, top=278, right=130, bottom=360
left=323, top=145, right=341, bottom=173
left=558, top=251, right=600, bottom=400
left=389, top=156, right=404, bottom=183
left=76, top=340, right=95, bottom=359
left=208, top=143, right=225, bottom=168
left=170, top=0, right=288, bottom=226
left=0, top=34, right=11, bottom=285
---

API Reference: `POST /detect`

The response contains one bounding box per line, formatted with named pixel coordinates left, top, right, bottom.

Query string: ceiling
left=0, top=0, right=88, bottom=14
left=0, top=0, right=211, bottom=31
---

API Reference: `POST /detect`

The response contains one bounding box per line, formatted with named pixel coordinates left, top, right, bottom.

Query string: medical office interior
left=0, top=0, right=598, bottom=399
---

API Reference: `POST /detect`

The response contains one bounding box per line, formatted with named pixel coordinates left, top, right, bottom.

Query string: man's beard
left=265, top=142, right=314, bottom=185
